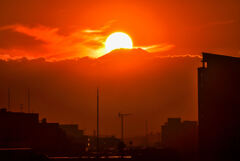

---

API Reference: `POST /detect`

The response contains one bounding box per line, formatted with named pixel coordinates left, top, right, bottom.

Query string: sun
left=105, top=32, right=133, bottom=53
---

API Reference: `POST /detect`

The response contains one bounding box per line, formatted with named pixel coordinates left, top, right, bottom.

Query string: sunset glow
left=0, top=0, right=239, bottom=143
left=105, top=32, right=133, bottom=53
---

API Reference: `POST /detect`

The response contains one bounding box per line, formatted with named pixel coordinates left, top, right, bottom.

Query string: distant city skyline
left=1, top=0, right=240, bottom=160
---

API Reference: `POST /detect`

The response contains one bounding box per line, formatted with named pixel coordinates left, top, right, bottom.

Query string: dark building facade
left=161, top=118, right=198, bottom=161
left=60, top=124, right=88, bottom=153
left=88, top=135, right=121, bottom=153
left=0, top=109, right=87, bottom=156
left=198, top=53, right=240, bottom=161
left=161, top=118, right=182, bottom=149
left=0, top=108, right=39, bottom=147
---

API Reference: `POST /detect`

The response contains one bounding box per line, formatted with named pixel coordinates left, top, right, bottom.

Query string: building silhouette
left=0, top=108, right=39, bottom=147
left=162, top=118, right=182, bottom=149
left=88, top=135, right=121, bottom=153
left=60, top=124, right=88, bottom=154
left=0, top=108, right=87, bottom=156
left=198, top=53, right=240, bottom=161
left=161, top=118, right=198, bottom=161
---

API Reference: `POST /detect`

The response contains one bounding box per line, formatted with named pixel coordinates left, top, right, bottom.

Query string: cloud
left=0, top=23, right=111, bottom=60
left=0, top=49, right=28, bottom=60
left=138, top=43, right=175, bottom=53
left=208, top=19, right=237, bottom=26
left=157, top=54, right=202, bottom=59
left=82, top=29, right=103, bottom=33
left=193, top=19, right=237, bottom=31
left=0, top=20, right=176, bottom=61
left=82, top=20, right=116, bottom=34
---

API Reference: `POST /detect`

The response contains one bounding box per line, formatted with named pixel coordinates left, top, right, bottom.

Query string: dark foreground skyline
left=1, top=0, right=240, bottom=138
left=1, top=1, right=240, bottom=161
left=1, top=52, right=240, bottom=161
left=198, top=53, right=240, bottom=161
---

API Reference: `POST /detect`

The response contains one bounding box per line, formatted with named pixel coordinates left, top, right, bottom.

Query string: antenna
left=28, top=88, right=30, bottom=113
left=97, top=88, right=100, bottom=156
left=145, top=120, right=148, bottom=148
left=118, top=112, right=132, bottom=142
left=8, top=88, right=10, bottom=111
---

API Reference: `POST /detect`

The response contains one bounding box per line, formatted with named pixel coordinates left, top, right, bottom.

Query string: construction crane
left=118, top=112, right=132, bottom=142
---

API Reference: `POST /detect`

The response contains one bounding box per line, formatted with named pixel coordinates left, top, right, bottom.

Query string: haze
left=0, top=0, right=239, bottom=137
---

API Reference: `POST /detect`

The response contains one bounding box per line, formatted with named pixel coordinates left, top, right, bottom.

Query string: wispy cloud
left=82, top=29, right=103, bottom=33
left=157, top=54, right=202, bottom=59
left=192, top=19, right=237, bottom=31
left=0, top=49, right=30, bottom=60
left=138, top=43, right=175, bottom=53
left=0, top=20, right=176, bottom=61
left=82, top=20, right=116, bottom=34
left=208, top=19, right=237, bottom=26
left=0, top=23, right=112, bottom=60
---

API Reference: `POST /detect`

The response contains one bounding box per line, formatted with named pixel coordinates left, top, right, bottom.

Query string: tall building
left=161, top=118, right=182, bottom=149
left=198, top=53, right=240, bottom=161
left=161, top=118, right=198, bottom=161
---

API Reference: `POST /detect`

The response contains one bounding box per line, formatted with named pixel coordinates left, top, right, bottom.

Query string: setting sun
left=105, top=32, right=133, bottom=53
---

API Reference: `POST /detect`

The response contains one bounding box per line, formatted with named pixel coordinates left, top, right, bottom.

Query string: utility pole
left=118, top=113, right=131, bottom=142
left=97, top=88, right=100, bottom=156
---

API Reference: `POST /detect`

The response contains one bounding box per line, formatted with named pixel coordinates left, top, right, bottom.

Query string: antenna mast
left=8, top=88, right=10, bottom=111
left=28, top=88, right=30, bottom=113
left=118, top=112, right=132, bottom=142
left=145, top=120, right=148, bottom=148
left=97, top=88, right=100, bottom=156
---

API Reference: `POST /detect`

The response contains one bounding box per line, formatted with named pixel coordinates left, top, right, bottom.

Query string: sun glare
left=105, top=32, right=133, bottom=53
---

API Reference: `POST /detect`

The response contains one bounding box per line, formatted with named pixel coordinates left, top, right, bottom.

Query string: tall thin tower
left=27, top=88, right=30, bottom=113
left=8, top=88, right=10, bottom=111
left=118, top=113, right=131, bottom=142
left=145, top=120, right=148, bottom=148
left=97, top=88, right=100, bottom=155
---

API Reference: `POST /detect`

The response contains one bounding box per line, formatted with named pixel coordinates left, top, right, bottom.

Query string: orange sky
left=0, top=0, right=240, bottom=60
left=0, top=0, right=239, bottom=137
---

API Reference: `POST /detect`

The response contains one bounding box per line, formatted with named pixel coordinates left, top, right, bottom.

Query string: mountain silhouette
left=99, top=48, right=150, bottom=60
left=0, top=50, right=201, bottom=137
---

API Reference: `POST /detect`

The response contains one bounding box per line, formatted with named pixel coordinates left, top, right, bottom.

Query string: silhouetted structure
left=161, top=118, right=198, bottom=161
left=0, top=108, right=39, bottom=147
left=60, top=124, right=88, bottom=153
left=34, top=118, right=70, bottom=155
left=0, top=109, right=86, bottom=156
left=96, top=88, right=100, bottom=156
left=88, top=135, right=121, bottom=154
left=124, top=132, right=161, bottom=148
left=198, top=53, right=240, bottom=161
left=118, top=113, right=131, bottom=142
left=162, top=118, right=182, bottom=149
